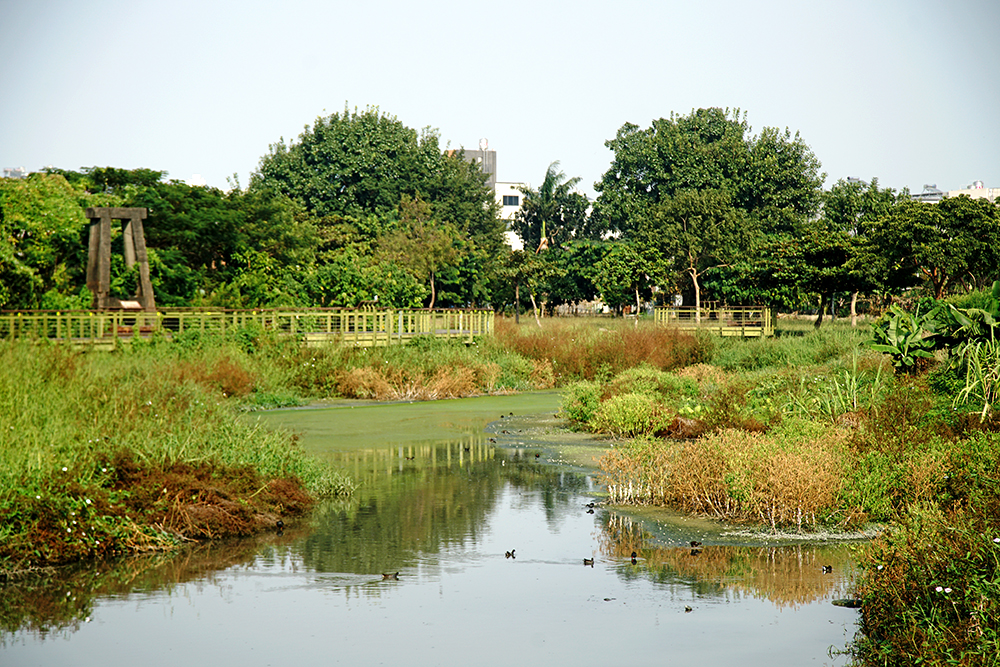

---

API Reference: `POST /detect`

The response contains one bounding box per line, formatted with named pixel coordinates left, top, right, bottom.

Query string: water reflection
left=602, top=513, right=857, bottom=609
left=293, top=437, right=593, bottom=582
left=2, top=399, right=860, bottom=666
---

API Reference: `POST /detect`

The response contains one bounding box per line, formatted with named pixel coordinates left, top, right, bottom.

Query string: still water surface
left=2, top=393, right=860, bottom=666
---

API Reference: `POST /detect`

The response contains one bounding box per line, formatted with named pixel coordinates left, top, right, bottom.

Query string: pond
left=1, top=393, right=860, bottom=666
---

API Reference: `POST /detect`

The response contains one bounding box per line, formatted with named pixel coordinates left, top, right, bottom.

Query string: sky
left=2, top=0, right=998, bottom=199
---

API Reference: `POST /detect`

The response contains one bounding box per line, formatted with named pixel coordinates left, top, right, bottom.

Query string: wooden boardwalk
left=654, top=306, right=774, bottom=337
left=0, top=308, right=494, bottom=350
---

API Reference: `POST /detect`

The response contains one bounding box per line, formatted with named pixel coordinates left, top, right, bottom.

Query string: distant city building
left=3, top=167, right=28, bottom=179
left=912, top=184, right=945, bottom=203
left=494, top=181, right=526, bottom=251
left=450, top=148, right=497, bottom=189
left=912, top=181, right=999, bottom=204
left=946, top=181, right=999, bottom=204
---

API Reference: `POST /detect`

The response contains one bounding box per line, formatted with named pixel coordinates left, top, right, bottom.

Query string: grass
left=494, top=316, right=713, bottom=383
left=0, top=338, right=353, bottom=571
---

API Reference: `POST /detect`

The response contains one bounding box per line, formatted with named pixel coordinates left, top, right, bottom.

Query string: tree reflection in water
left=2, top=401, right=861, bottom=667
left=600, top=512, right=859, bottom=608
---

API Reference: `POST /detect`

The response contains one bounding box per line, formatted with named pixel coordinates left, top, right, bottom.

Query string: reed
left=600, top=421, right=848, bottom=532
left=494, top=317, right=712, bottom=382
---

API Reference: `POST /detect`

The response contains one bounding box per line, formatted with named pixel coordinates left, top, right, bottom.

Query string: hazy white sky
left=2, top=0, right=997, bottom=199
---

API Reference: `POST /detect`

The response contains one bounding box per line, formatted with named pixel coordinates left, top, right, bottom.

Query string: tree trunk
left=692, top=269, right=702, bottom=324
left=515, top=280, right=520, bottom=325
left=428, top=271, right=436, bottom=309
left=529, top=292, right=542, bottom=328
left=634, top=285, right=641, bottom=327
left=850, top=291, right=859, bottom=327
left=814, top=293, right=826, bottom=329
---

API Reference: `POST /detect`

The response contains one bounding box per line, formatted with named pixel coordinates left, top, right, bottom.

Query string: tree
left=375, top=195, right=462, bottom=308
left=636, top=189, right=751, bottom=317
left=593, top=107, right=823, bottom=239
left=592, top=243, right=655, bottom=316
left=820, top=178, right=898, bottom=324
left=859, top=196, right=1000, bottom=300
left=512, top=161, right=590, bottom=250
left=251, top=107, right=505, bottom=306
left=498, top=250, right=563, bottom=327
left=543, top=241, right=609, bottom=310
left=0, top=173, right=91, bottom=309
left=250, top=106, right=502, bottom=243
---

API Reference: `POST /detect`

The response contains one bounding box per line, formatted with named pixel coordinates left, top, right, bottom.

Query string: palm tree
left=512, top=162, right=589, bottom=251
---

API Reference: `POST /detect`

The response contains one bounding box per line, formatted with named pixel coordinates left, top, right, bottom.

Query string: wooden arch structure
left=85, top=207, right=156, bottom=311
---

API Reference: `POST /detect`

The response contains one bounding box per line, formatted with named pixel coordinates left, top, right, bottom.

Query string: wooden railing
left=654, top=306, right=774, bottom=337
left=0, top=308, right=494, bottom=349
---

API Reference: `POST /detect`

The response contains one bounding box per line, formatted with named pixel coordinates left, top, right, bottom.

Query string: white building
left=913, top=181, right=999, bottom=204
left=495, top=181, right=526, bottom=250
left=946, top=181, right=999, bottom=204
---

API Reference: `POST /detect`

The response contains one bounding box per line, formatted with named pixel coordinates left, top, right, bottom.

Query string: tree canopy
left=593, top=107, right=824, bottom=238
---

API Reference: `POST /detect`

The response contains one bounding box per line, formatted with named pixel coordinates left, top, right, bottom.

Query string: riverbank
left=556, top=318, right=1000, bottom=665
left=1, top=318, right=710, bottom=573
left=0, top=337, right=355, bottom=574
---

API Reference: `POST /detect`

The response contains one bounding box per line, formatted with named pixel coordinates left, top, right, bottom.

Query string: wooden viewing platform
left=0, top=308, right=495, bottom=350
left=653, top=306, right=774, bottom=337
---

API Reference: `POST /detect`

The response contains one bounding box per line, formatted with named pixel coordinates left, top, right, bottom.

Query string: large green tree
left=251, top=107, right=504, bottom=306
left=592, top=242, right=656, bottom=315
left=635, top=188, right=751, bottom=314
left=0, top=173, right=93, bottom=309
left=593, top=107, right=823, bottom=238
left=376, top=195, right=462, bottom=308
left=250, top=107, right=502, bottom=247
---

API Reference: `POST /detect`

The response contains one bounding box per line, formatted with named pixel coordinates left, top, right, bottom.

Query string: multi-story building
left=453, top=143, right=525, bottom=250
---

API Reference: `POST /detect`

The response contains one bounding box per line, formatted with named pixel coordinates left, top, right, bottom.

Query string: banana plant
left=869, top=303, right=941, bottom=372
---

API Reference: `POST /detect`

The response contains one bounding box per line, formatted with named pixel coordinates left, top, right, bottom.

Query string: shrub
left=854, top=504, right=1000, bottom=665
left=561, top=381, right=602, bottom=424
left=590, top=393, right=670, bottom=438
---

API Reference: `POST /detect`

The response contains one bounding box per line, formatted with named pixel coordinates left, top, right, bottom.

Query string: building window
left=502, top=195, right=519, bottom=207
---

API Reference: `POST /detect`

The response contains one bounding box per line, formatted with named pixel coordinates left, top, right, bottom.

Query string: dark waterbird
left=382, top=572, right=399, bottom=580
left=822, top=565, right=833, bottom=574
left=689, top=540, right=702, bottom=548
left=631, top=551, right=637, bottom=564
left=583, top=558, right=595, bottom=567
left=505, top=549, right=516, bottom=559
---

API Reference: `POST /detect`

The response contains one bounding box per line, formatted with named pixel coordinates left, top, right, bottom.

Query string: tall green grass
left=0, top=339, right=354, bottom=568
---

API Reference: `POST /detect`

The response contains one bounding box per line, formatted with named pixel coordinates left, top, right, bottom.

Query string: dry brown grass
left=333, top=363, right=499, bottom=401
left=494, top=317, right=711, bottom=382
left=600, top=425, right=849, bottom=532
left=173, top=355, right=258, bottom=398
